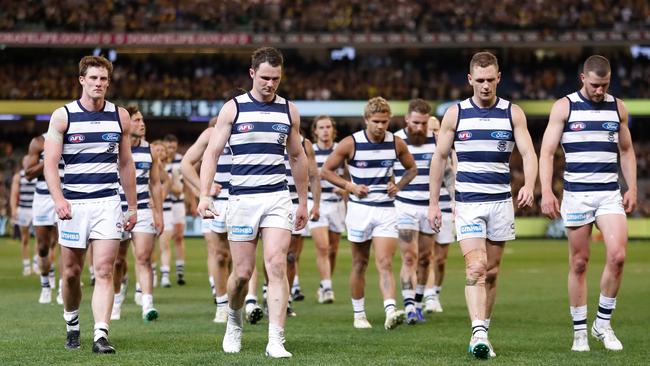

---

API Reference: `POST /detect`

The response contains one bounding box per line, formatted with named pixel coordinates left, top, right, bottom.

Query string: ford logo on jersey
left=569, top=122, right=586, bottom=131
left=68, top=134, right=85, bottom=143
left=136, top=162, right=151, bottom=170
left=237, top=123, right=254, bottom=133
left=490, top=131, right=512, bottom=140
left=457, top=131, right=472, bottom=140
left=272, top=123, right=290, bottom=133
left=602, top=122, right=618, bottom=131
left=102, top=133, right=120, bottom=142
left=380, top=160, right=393, bottom=167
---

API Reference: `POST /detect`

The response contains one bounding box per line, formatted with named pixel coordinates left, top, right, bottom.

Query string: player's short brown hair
left=251, top=47, right=283, bottom=71
left=407, top=99, right=431, bottom=115
left=364, top=97, right=392, bottom=119
left=583, top=55, right=611, bottom=77
left=79, top=56, right=113, bottom=79
left=125, top=104, right=140, bottom=117
left=469, top=51, right=499, bottom=73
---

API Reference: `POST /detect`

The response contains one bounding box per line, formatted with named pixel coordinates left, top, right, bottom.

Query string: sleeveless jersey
left=120, top=140, right=152, bottom=211
left=18, top=170, right=36, bottom=208
left=314, top=142, right=344, bottom=202
left=347, top=130, right=396, bottom=207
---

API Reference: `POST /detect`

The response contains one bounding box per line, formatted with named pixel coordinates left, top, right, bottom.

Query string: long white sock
left=570, top=305, right=588, bottom=332
left=383, top=298, right=397, bottom=315
left=63, top=309, right=80, bottom=331
left=93, top=322, right=109, bottom=342
left=352, top=297, right=365, bottom=319
left=595, top=294, right=616, bottom=330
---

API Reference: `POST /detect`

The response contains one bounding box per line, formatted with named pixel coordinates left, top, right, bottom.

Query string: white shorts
left=561, top=190, right=625, bottom=227
left=163, top=202, right=186, bottom=230
left=345, top=201, right=398, bottom=243
left=15, top=207, right=33, bottom=227
left=122, top=208, right=157, bottom=240
left=455, top=198, right=515, bottom=242
left=202, top=199, right=228, bottom=234
left=396, top=202, right=454, bottom=244
left=292, top=200, right=313, bottom=236
left=32, top=193, right=57, bottom=227
left=308, top=199, right=346, bottom=233
left=226, top=191, right=293, bottom=242
left=58, top=196, right=123, bottom=249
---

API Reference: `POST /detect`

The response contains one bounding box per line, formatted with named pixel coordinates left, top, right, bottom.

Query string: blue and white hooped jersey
left=61, top=100, right=122, bottom=201
left=229, top=92, right=291, bottom=196
left=347, top=130, right=396, bottom=207
left=18, top=170, right=36, bottom=209
left=35, top=138, right=65, bottom=195
left=213, top=144, right=232, bottom=201
left=394, top=129, right=451, bottom=212
left=284, top=136, right=305, bottom=203
left=120, top=140, right=152, bottom=211
left=165, top=153, right=184, bottom=206
left=454, top=97, right=514, bottom=203
left=314, top=142, right=344, bottom=203
left=561, top=91, right=620, bottom=192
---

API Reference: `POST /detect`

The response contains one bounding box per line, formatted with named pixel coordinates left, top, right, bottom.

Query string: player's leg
left=398, top=228, right=418, bottom=324
left=35, top=225, right=53, bottom=303
left=110, top=239, right=130, bottom=320
left=350, top=240, right=372, bottom=328
left=461, top=238, right=490, bottom=359
left=415, top=232, right=434, bottom=320
left=20, top=224, right=32, bottom=275
left=291, top=236, right=305, bottom=302
left=90, top=238, right=120, bottom=352
left=311, top=225, right=333, bottom=303
left=286, top=234, right=301, bottom=315
left=133, top=231, right=158, bottom=321
left=567, top=223, right=592, bottom=351
left=173, top=220, right=186, bottom=285
left=61, top=245, right=86, bottom=350
left=158, top=229, right=173, bottom=287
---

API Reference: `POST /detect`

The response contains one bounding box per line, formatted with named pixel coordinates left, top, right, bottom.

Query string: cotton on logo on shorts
left=566, top=212, right=592, bottom=222
left=61, top=231, right=80, bottom=241
left=348, top=229, right=365, bottom=237
left=231, top=226, right=254, bottom=235
left=460, top=224, right=482, bottom=234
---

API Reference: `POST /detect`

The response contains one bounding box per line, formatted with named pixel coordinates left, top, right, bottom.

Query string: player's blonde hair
left=364, top=97, right=391, bottom=119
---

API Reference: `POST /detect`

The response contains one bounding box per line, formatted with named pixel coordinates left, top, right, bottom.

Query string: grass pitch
left=0, top=235, right=648, bottom=365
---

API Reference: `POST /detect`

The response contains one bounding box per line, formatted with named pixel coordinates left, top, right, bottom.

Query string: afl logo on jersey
left=355, top=161, right=368, bottom=168
left=602, top=122, right=618, bottom=131
left=102, top=133, right=120, bottom=142
left=490, top=131, right=512, bottom=140
left=272, top=124, right=289, bottom=133
left=457, top=131, right=472, bottom=141
left=237, top=123, right=254, bottom=133
left=569, top=122, right=586, bottom=131
left=68, top=134, right=85, bottom=143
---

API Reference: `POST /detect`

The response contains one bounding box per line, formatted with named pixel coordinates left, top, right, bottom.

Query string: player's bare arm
left=539, top=98, right=569, bottom=219
left=149, top=148, right=165, bottom=233
left=117, top=107, right=138, bottom=231
left=43, top=107, right=70, bottom=220
left=428, top=104, right=457, bottom=231
left=511, top=103, right=538, bottom=209
left=286, top=102, right=309, bottom=231
left=23, top=136, right=44, bottom=180
left=9, top=172, right=20, bottom=220
left=304, top=138, right=321, bottom=221
left=322, top=137, right=367, bottom=197
left=390, top=136, right=417, bottom=197
left=180, top=127, right=212, bottom=196
left=616, top=99, right=637, bottom=213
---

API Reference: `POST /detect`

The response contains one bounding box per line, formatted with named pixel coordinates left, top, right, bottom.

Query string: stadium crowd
left=0, top=51, right=649, bottom=101
left=0, top=0, right=648, bottom=32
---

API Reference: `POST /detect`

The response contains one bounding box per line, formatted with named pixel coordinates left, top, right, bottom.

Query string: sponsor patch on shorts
left=460, top=224, right=483, bottom=234
left=348, top=229, right=365, bottom=237
left=565, top=211, right=593, bottom=222
left=230, top=225, right=254, bottom=235
left=61, top=231, right=80, bottom=241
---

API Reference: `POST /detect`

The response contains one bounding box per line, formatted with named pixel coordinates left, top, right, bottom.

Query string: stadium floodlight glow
left=35, top=114, right=51, bottom=121
left=0, top=114, right=20, bottom=121
left=93, top=47, right=101, bottom=56
left=108, top=49, right=117, bottom=62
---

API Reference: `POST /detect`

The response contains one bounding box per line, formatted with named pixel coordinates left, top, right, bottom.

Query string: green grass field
left=0, top=236, right=648, bottom=365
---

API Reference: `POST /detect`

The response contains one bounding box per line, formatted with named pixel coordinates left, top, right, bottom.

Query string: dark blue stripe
left=396, top=196, right=429, bottom=206
left=349, top=159, right=395, bottom=169
left=64, top=173, right=118, bottom=185
left=120, top=192, right=150, bottom=201
left=563, top=181, right=619, bottom=192
left=562, top=142, right=618, bottom=154
left=230, top=143, right=285, bottom=156
left=68, top=111, right=118, bottom=123
left=62, top=152, right=116, bottom=165
left=441, top=208, right=452, bottom=213
left=321, top=187, right=335, bottom=193
left=172, top=199, right=184, bottom=203
left=440, top=194, right=451, bottom=202
left=458, top=108, right=509, bottom=120
left=350, top=200, right=394, bottom=207
left=323, top=197, right=341, bottom=202
left=355, top=141, right=394, bottom=151
left=216, top=165, right=232, bottom=173
left=400, top=183, right=429, bottom=192
left=64, top=132, right=120, bottom=144
left=18, top=203, right=32, bottom=208
left=136, top=177, right=149, bottom=185
left=292, top=198, right=300, bottom=204
left=231, top=121, right=290, bottom=135
left=457, top=172, right=510, bottom=185
left=231, top=164, right=285, bottom=177
left=237, top=101, right=287, bottom=114
left=230, top=181, right=287, bottom=195
left=573, top=319, right=587, bottom=325
left=563, top=120, right=619, bottom=132
left=36, top=188, right=49, bottom=194
left=395, top=167, right=429, bottom=177
left=163, top=207, right=172, bottom=211
left=132, top=146, right=150, bottom=154
left=569, top=99, right=617, bottom=111
left=455, top=191, right=512, bottom=203
left=63, top=188, right=118, bottom=200
left=215, top=181, right=231, bottom=189
left=457, top=151, right=510, bottom=163
left=566, top=162, right=618, bottom=173
left=122, top=203, right=150, bottom=210
left=315, top=149, right=333, bottom=156
left=351, top=176, right=391, bottom=186
left=411, top=152, right=434, bottom=160
left=455, top=129, right=514, bottom=141
left=288, top=185, right=297, bottom=192
left=597, top=306, right=613, bottom=315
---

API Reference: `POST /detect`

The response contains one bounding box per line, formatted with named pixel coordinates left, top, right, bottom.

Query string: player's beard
left=408, top=130, right=426, bottom=145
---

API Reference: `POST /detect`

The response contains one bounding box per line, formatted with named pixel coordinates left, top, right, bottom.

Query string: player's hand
left=54, top=198, right=72, bottom=220
left=210, top=182, right=222, bottom=197
left=347, top=183, right=369, bottom=198
left=387, top=181, right=399, bottom=198
left=123, top=208, right=137, bottom=232
left=623, top=188, right=637, bottom=214
left=294, top=203, right=308, bottom=231
left=309, top=204, right=320, bottom=221
left=517, top=186, right=534, bottom=208
left=428, top=203, right=442, bottom=233
left=153, top=210, right=164, bottom=234
left=540, top=192, right=561, bottom=220
left=197, top=196, right=218, bottom=218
